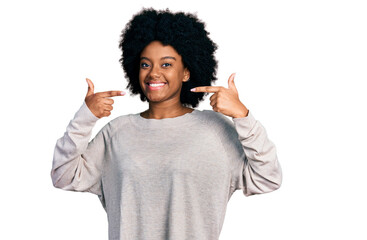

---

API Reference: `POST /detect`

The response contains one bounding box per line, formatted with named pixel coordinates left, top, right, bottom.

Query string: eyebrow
left=140, top=56, right=176, bottom=61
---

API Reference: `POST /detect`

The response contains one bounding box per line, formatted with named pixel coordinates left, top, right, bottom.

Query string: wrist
left=233, top=108, right=249, bottom=118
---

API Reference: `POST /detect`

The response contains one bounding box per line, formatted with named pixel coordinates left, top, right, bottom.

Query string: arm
left=232, top=111, right=282, bottom=196
left=51, top=78, right=124, bottom=195
left=50, top=101, right=106, bottom=195
left=193, top=73, right=281, bottom=196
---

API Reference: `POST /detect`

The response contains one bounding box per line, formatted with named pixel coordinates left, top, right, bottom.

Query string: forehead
left=140, top=41, right=181, bottom=60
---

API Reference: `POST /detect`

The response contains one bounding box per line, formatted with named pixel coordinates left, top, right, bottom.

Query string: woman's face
left=139, top=41, right=190, bottom=104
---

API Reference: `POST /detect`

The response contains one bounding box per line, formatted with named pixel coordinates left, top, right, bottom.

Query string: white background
left=1, top=0, right=366, bottom=239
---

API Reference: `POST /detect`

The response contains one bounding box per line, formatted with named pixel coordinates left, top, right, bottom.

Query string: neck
left=141, top=101, right=193, bottom=119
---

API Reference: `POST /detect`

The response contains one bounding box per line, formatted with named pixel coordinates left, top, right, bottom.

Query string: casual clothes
left=51, top=101, right=282, bottom=240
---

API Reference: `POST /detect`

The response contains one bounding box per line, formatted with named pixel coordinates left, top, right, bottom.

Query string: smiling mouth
left=146, top=82, right=167, bottom=90
left=147, top=82, right=166, bottom=86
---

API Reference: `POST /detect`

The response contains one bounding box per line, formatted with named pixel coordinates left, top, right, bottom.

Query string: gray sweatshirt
left=51, top=101, right=282, bottom=240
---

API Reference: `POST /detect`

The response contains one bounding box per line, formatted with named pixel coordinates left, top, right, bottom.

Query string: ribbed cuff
left=232, top=110, right=257, bottom=137
left=73, top=101, right=100, bottom=126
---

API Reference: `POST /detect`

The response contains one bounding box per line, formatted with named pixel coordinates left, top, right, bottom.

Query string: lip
left=146, top=82, right=167, bottom=91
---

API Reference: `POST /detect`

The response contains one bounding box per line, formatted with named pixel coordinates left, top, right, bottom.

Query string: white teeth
left=149, top=83, right=165, bottom=87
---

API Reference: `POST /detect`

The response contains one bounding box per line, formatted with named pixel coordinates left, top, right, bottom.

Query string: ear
left=183, top=68, right=190, bottom=82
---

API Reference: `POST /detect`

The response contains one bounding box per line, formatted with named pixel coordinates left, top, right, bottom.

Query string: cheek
left=139, top=69, right=146, bottom=81
left=168, top=68, right=184, bottom=81
left=138, top=72, right=146, bottom=89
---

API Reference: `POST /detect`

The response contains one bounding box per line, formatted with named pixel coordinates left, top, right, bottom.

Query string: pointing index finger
left=191, top=86, right=222, bottom=93
left=98, top=90, right=126, bottom=97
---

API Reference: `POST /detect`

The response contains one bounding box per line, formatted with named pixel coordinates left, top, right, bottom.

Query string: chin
left=146, top=95, right=163, bottom=103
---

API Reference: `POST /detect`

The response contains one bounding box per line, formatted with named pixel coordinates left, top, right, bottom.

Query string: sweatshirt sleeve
left=50, top=101, right=107, bottom=196
left=231, top=110, right=282, bottom=196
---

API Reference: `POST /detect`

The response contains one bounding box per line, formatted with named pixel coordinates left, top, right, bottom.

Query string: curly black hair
left=118, top=8, right=218, bottom=108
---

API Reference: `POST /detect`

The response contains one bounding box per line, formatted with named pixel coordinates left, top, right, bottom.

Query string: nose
left=149, top=64, right=161, bottom=79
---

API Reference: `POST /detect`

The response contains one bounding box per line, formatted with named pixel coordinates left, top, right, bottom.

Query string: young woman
left=51, top=8, right=282, bottom=240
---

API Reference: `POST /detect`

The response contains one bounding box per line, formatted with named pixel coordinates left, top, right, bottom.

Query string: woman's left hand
left=191, top=73, right=249, bottom=118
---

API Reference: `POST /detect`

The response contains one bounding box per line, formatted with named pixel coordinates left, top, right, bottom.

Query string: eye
left=162, top=63, right=172, bottom=68
left=140, top=62, right=150, bottom=68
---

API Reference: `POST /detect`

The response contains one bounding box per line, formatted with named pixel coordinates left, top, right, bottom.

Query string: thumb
left=228, top=73, right=238, bottom=94
left=86, top=78, right=94, bottom=97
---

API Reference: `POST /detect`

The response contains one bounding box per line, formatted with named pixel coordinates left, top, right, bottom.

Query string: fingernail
left=120, top=91, right=126, bottom=95
left=190, top=88, right=196, bottom=92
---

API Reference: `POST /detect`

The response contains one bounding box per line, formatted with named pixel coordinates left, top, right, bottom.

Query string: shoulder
left=194, top=110, right=242, bottom=155
left=97, top=113, right=134, bottom=138
left=194, top=109, right=237, bottom=135
left=196, top=109, right=233, bottom=124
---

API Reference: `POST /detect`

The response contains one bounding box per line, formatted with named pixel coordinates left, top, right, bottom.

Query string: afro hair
left=118, top=8, right=218, bottom=108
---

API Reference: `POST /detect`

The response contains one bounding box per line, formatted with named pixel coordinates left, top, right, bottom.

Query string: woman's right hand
left=85, top=78, right=126, bottom=119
